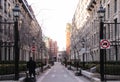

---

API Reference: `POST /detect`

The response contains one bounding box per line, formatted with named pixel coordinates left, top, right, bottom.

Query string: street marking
left=66, top=68, right=84, bottom=82
left=37, top=67, right=53, bottom=82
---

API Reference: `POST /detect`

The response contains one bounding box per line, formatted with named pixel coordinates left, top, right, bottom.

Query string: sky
left=27, top=0, right=79, bottom=51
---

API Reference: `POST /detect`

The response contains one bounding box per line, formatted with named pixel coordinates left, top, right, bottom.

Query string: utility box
left=75, top=69, right=82, bottom=76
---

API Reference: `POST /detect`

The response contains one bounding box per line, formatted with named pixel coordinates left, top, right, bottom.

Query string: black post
left=100, top=19, right=104, bottom=81
left=74, top=50, right=77, bottom=70
left=83, top=53, right=85, bottom=68
left=82, top=40, right=85, bottom=69
left=41, top=45, right=43, bottom=72
left=69, top=54, right=72, bottom=69
left=14, top=20, right=20, bottom=80
left=114, top=21, right=118, bottom=61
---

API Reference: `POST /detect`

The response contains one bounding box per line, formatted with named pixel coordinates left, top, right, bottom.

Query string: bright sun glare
left=27, top=0, right=79, bottom=51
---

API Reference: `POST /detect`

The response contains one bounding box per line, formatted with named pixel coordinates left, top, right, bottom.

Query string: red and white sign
left=31, top=46, right=36, bottom=52
left=100, top=39, right=110, bottom=49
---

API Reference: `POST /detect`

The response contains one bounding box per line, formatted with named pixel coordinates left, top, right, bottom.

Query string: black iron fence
left=103, top=22, right=120, bottom=81
left=0, top=22, right=17, bottom=80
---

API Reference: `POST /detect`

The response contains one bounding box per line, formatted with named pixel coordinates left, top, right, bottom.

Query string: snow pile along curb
left=81, top=70, right=100, bottom=82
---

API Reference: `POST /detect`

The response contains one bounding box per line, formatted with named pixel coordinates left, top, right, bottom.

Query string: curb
left=67, top=66, right=101, bottom=82
left=19, top=77, right=26, bottom=82
left=81, top=70, right=101, bottom=82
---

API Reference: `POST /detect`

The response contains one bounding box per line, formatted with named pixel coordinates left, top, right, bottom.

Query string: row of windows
left=107, top=0, right=117, bottom=19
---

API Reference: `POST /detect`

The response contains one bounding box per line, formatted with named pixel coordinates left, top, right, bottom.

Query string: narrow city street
left=37, top=62, right=91, bottom=82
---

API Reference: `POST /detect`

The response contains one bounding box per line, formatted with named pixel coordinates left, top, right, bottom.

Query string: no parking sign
left=100, top=39, right=110, bottom=49
left=31, top=46, right=36, bottom=52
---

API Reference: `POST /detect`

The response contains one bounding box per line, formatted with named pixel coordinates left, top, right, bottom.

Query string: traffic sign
left=31, top=46, right=36, bottom=52
left=100, top=39, right=110, bottom=49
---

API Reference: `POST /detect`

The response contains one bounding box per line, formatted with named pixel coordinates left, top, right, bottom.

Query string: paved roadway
left=37, top=62, right=91, bottom=82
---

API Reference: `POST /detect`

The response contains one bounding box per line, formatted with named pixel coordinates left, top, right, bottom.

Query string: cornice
left=19, top=0, right=34, bottom=19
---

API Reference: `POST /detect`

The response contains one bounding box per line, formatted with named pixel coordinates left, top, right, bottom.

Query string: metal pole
left=83, top=53, right=85, bottom=68
left=82, top=41, right=85, bottom=69
left=14, top=20, right=20, bottom=80
left=41, top=45, right=43, bottom=72
left=74, top=49, right=77, bottom=70
left=33, top=51, right=35, bottom=61
left=115, top=21, right=118, bottom=61
left=69, top=54, right=71, bottom=69
left=100, top=19, right=104, bottom=81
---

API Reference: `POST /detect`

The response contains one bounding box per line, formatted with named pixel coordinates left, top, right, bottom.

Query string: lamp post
left=97, top=3, right=105, bottom=81
left=40, top=42, right=44, bottom=72
left=81, top=38, right=85, bottom=68
left=13, top=4, right=20, bottom=80
left=68, top=50, right=72, bottom=70
left=73, top=46, right=77, bottom=70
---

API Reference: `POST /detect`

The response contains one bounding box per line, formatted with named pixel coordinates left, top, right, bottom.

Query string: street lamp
left=40, top=42, right=44, bottom=72
left=81, top=38, right=85, bottom=69
left=97, top=3, right=105, bottom=81
left=97, top=4, right=105, bottom=19
left=13, top=4, right=20, bottom=21
left=13, top=4, right=20, bottom=80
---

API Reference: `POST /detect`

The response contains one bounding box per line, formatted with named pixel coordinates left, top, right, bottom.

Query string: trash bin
left=67, top=65, right=72, bottom=70
left=75, top=68, right=82, bottom=76
left=47, top=64, right=51, bottom=69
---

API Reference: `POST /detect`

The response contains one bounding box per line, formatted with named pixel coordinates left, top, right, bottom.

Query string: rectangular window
left=0, top=16, right=2, bottom=33
left=108, top=4, right=110, bottom=18
left=8, top=3, right=11, bottom=17
left=4, top=0, right=7, bottom=13
left=114, top=18, right=117, bottom=39
left=104, top=8, right=106, bottom=20
left=0, top=0, right=1, bottom=8
left=108, top=24, right=110, bottom=39
left=4, top=19, right=7, bottom=35
left=114, top=0, right=117, bottom=13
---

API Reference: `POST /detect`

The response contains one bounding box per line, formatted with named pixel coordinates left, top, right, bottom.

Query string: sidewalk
left=0, top=65, right=50, bottom=82
left=67, top=66, right=120, bottom=82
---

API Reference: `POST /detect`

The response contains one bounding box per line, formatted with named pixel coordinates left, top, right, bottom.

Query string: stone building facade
left=66, top=23, right=71, bottom=56
left=0, top=0, right=44, bottom=62
left=70, top=0, right=91, bottom=61
left=71, top=0, right=120, bottom=62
